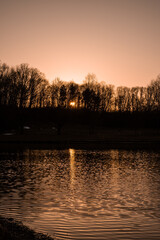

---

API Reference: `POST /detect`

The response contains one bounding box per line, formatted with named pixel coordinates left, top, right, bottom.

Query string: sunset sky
left=1, top=0, right=160, bottom=87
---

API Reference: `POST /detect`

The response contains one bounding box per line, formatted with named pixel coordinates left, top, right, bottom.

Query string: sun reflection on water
left=69, top=148, right=75, bottom=187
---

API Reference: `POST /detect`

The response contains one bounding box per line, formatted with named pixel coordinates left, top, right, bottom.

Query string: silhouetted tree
left=37, top=79, right=49, bottom=108
left=59, top=84, right=67, bottom=107
left=0, top=63, right=10, bottom=106
left=148, top=76, right=160, bottom=111
left=51, top=78, right=61, bottom=107
left=15, top=64, right=31, bottom=108
left=67, top=82, right=78, bottom=107
left=28, top=68, right=45, bottom=108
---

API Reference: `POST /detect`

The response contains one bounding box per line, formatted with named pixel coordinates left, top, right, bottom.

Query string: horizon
left=1, top=60, right=159, bottom=88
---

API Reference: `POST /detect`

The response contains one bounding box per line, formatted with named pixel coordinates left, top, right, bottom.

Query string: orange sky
left=1, top=0, right=160, bottom=87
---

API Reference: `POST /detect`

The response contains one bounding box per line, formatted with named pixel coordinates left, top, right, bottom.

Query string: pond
left=0, top=148, right=160, bottom=239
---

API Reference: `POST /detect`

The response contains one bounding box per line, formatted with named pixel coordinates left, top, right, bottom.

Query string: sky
left=0, top=0, right=160, bottom=87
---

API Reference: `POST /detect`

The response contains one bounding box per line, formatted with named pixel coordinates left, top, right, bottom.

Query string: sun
left=69, top=101, right=76, bottom=107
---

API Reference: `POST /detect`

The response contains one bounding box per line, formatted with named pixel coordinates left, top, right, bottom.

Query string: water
left=0, top=148, right=160, bottom=239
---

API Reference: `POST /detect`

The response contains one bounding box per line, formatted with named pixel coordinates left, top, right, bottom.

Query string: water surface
left=0, top=148, right=160, bottom=239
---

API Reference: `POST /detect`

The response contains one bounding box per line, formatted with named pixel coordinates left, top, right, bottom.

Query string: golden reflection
left=69, top=148, right=75, bottom=186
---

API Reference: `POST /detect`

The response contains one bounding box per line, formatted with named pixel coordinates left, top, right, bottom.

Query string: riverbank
left=0, top=127, right=160, bottom=149
left=0, top=217, right=54, bottom=240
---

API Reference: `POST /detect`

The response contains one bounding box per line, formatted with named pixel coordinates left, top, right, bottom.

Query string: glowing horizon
left=1, top=0, right=160, bottom=87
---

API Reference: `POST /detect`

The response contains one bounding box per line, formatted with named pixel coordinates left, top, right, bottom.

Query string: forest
left=0, top=62, right=160, bottom=132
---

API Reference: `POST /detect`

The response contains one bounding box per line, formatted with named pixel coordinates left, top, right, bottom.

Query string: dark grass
left=0, top=124, right=160, bottom=149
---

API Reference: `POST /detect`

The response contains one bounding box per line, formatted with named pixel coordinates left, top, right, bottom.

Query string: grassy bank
left=0, top=125, right=160, bottom=150
left=0, top=217, right=54, bottom=240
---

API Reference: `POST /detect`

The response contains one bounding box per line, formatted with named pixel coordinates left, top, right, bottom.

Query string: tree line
left=0, top=62, right=160, bottom=112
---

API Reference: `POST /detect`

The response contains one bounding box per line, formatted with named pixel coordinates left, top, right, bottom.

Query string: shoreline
left=0, top=217, right=54, bottom=240
left=0, top=128, right=160, bottom=150
left=0, top=139, right=160, bottom=150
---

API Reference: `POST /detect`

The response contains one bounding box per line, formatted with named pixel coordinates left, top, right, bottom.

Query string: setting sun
left=69, top=101, right=76, bottom=107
